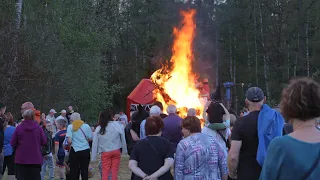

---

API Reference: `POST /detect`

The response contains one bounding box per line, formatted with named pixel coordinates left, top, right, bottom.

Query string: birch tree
left=12, top=0, right=23, bottom=69
left=259, top=1, right=271, bottom=100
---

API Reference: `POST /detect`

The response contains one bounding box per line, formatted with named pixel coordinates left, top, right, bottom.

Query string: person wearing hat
left=46, top=109, right=57, bottom=137
left=228, top=87, right=266, bottom=180
left=56, top=110, right=68, bottom=126
left=228, top=87, right=284, bottom=180
left=46, top=109, right=57, bottom=156
left=139, top=105, right=162, bottom=139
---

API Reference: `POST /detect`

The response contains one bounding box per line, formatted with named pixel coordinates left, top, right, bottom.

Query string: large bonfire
left=151, top=9, right=205, bottom=119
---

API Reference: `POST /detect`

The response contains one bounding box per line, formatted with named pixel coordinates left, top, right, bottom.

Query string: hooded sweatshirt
left=10, top=120, right=47, bottom=164
left=66, top=120, right=92, bottom=152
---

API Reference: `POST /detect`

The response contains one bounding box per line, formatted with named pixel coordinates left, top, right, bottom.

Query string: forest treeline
left=0, top=0, right=319, bottom=122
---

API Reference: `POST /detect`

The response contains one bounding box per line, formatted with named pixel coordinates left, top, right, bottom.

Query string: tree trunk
left=135, top=45, right=139, bottom=81
left=298, top=0, right=305, bottom=75
left=259, top=1, right=270, bottom=100
left=294, top=33, right=299, bottom=76
left=253, top=1, right=259, bottom=85
left=12, top=0, right=24, bottom=65
left=215, top=29, right=219, bottom=87
left=229, top=24, right=233, bottom=80
left=112, top=51, right=118, bottom=73
left=246, top=31, right=251, bottom=68
left=233, top=36, right=238, bottom=112
left=287, top=43, right=290, bottom=79
left=306, top=9, right=310, bottom=76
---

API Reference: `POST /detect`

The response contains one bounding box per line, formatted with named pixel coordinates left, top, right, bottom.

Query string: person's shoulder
left=163, top=116, right=169, bottom=121
left=268, top=136, right=291, bottom=151
left=201, top=126, right=210, bottom=134
left=233, top=117, right=243, bottom=127
left=67, top=124, right=73, bottom=131
left=8, top=126, right=15, bottom=131
left=53, top=132, right=59, bottom=139
left=141, top=119, right=146, bottom=124
left=135, top=138, right=147, bottom=147
left=157, top=136, right=171, bottom=144
left=110, top=121, right=122, bottom=129
left=199, top=132, right=213, bottom=140
left=177, top=136, right=192, bottom=147
left=205, top=134, right=219, bottom=145
left=55, top=130, right=62, bottom=135
left=95, top=125, right=101, bottom=131
left=237, top=112, right=259, bottom=125
left=82, top=123, right=91, bottom=129
left=241, top=111, right=259, bottom=120
left=5, top=126, right=15, bottom=134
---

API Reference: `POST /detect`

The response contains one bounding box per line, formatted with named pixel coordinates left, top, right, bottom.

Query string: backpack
left=42, top=128, right=52, bottom=156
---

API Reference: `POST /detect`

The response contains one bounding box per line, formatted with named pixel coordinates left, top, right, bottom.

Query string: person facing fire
left=187, top=108, right=196, bottom=117
left=153, top=101, right=168, bottom=119
left=204, top=84, right=226, bottom=127
left=162, top=105, right=183, bottom=152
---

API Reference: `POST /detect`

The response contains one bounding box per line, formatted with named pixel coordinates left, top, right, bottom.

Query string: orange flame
left=151, top=9, right=205, bottom=120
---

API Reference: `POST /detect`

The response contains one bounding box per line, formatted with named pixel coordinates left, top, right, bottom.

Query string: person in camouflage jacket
left=40, top=120, right=55, bottom=180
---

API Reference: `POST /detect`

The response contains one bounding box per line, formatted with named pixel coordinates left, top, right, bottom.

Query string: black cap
left=245, top=87, right=264, bottom=102
left=0, top=103, right=5, bottom=109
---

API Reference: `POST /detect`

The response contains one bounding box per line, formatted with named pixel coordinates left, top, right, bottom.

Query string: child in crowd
left=55, top=119, right=68, bottom=180
left=40, top=120, right=54, bottom=180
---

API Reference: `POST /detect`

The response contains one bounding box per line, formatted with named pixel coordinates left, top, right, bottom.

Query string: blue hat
left=245, top=87, right=264, bottom=102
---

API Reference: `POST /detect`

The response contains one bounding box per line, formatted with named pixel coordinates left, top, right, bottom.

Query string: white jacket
left=91, top=121, right=127, bottom=161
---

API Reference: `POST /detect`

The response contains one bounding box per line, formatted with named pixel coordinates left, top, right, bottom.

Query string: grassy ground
left=2, top=155, right=131, bottom=180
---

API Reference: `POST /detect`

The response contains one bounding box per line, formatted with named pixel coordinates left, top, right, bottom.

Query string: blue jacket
left=257, top=104, right=284, bottom=166
left=4, top=126, right=15, bottom=156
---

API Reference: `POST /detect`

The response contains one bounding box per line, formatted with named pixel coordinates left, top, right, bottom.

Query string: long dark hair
left=99, top=109, right=114, bottom=135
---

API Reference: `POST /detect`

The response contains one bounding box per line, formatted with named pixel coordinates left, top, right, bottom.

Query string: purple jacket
left=162, top=114, right=183, bottom=152
left=10, top=120, right=47, bottom=165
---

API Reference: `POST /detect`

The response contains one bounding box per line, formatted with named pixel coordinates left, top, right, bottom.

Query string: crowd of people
left=126, top=77, right=320, bottom=180
left=0, top=77, right=319, bottom=180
